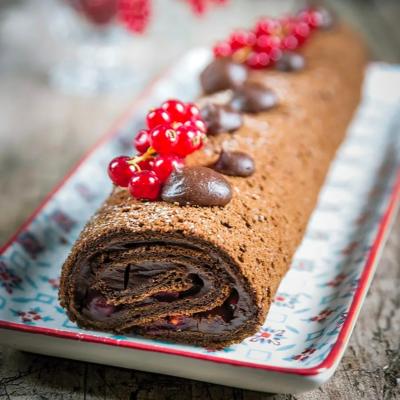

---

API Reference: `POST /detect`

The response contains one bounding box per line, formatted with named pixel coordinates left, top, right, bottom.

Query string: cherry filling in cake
left=73, top=237, right=255, bottom=337
left=83, top=286, right=239, bottom=329
left=139, top=289, right=240, bottom=335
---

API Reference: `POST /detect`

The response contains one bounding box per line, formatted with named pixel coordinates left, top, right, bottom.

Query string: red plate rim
left=1, top=64, right=399, bottom=377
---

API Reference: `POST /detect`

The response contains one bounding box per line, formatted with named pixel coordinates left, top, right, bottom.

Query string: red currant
left=187, top=0, right=228, bottom=16
left=174, top=124, right=204, bottom=157
left=117, top=0, right=151, bottom=34
left=149, top=125, right=178, bottom=154
left=280, top=16, right=296, bottom=35
left=161, top=99, right=187, bottom=123
left=188, top=118, right=207, bottom=133
left=108, top=156, right=136, bottom=187
left=255, top=18, right=281, bottom=37
left=293, top=21, right=311, bottom=44
left=282, top=35, right=299, bottom=50
left=152, top=155, right=184, bottom=182
left=254, top=34, right=281, bottom=53
left=269, top=47, right=282, bottom=62
left=78, top=0, right=117, bottom=25
left=188, top=0, right=206, bottom=15
left=213, top=41, right=232, bottom=58
left=299, top=9, right=322, bottom=29
left=137, top=157, right=154, bottom=170
left=128, top=170, right=161, bottom=201
left=185, top=102, right=201, bottom=120
left=246, top=52, right=271, bottom=69
left=134, top=129, right=151, bottom=154
left=118, top=0, right=151, bottom=33
left=146, top=108, right=171, bottom=129
left=229, top=29, right=256, bottom=51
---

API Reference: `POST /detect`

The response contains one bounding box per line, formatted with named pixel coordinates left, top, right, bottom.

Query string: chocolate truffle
left=161, top=166, right=232, bottom=206
left=213, top=150, right=255, bottom=177
left=201, top=103, right=243, bottom=135
left=200, top=58, right=248, bottom=95
left=275, top=52, right=305, bottom=72
left=230, top=82, right=278, bottom=113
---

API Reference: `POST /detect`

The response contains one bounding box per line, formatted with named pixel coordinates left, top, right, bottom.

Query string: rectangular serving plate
left=0, top=50, right=400, bottom=394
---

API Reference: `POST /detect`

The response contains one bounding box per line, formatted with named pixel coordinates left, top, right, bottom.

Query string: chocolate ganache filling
left=68, top=234, right=257, bottom=343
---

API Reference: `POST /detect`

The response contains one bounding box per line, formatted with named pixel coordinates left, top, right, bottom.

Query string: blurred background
left=1, top=0, right=400, bottom=243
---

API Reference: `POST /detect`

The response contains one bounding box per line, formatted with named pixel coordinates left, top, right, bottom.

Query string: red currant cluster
left=118, top=0, right=228, bottom=33
left=76, top=0, right=229, bottom=32
left=213, top=7, right=327, bottom=69
left=117, top=0, right=151, bottom=33
left=187, top=0, right=228, bottom=16
left=108, top=99, right=206, bottom=201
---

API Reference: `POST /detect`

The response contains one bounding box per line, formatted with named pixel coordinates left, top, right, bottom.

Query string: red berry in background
left=282, top=35, right=299, bottom=50
left=188, top=0, right=207, bottom=15
left=128, top=170, right=161, bottom=200
left=299, top=8, right=335, bottom=30
left=229, top=29, right=256, bottom=51
left=269, top=47, right=282, bottom=62
left=298, top=9, right=317, bottom=29
left=293, top=21, right=311, bottom=44
left=186, top=0, right=228, bottom=16
left=146, top=108, right=171, bottom=129
left=161, top=99, right=187, bottom=123
left=174, top=124, right=204, bottom=157
left=254, top=34, right=281, bottom=53
left=246, top=52, right=271, bottom=69
left=149, top=125, right=178, bottom=154
left=213, top=41, right=233, bottom=58
left=108, top=156, right=136, bottom=187
left=77, top=0, right=117, bottom=25
left=280, top=16, right=295, bottom=34
left=255, top=18, right=281, bottom=37
left=152, top=155, right=184, bottom=182
left=117, top=0, right=151, bottom=33
left=134, top=129, right=151, bottom=154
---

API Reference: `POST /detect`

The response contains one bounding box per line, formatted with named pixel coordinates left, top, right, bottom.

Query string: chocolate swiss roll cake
left=60, top=24, right=367, bottom=348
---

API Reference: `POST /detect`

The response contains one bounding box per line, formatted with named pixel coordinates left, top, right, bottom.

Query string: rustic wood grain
left=0, top=0, right=399, bottom=398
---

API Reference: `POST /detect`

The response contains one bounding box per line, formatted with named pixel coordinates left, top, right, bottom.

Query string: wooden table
left=0, top=0, right=399, bottom=398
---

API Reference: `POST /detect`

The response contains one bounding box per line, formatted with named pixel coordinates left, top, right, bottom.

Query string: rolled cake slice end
left=60, top=206, right=264, bottom=347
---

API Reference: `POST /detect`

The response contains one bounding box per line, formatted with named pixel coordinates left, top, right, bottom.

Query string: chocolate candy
left=275, top=52, right=305, bottom=72
left=200, top=103, right=243, bottom=135
left=230, top=82, right=278, bottom=113
left=200, top=58, right=248, bottom=95
left=213, top=150, right=255, bottom=177
left=161, top=166, right=232, bottom=206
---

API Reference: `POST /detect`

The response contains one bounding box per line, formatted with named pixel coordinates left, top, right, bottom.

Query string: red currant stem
left=127, top=146, right=157, bottom=170
left=171, top=121, right=183, bottom=129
